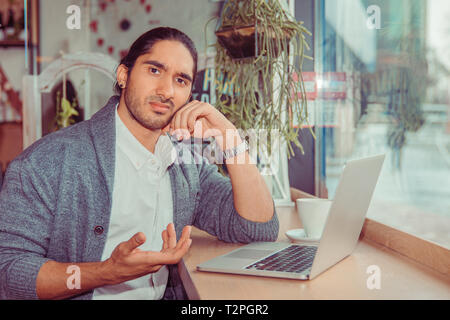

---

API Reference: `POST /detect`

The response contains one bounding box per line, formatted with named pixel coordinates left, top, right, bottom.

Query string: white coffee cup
left=296, top=198, right=332, bottom=239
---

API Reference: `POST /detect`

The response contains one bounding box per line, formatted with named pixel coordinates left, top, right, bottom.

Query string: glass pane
left=314, top=0, right=450, bottom=247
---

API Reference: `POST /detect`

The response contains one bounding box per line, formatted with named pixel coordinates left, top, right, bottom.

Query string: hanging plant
left=213, top=0, right=312, bottom=157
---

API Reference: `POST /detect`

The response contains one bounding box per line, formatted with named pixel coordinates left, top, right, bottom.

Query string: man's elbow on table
left=233, top=205, right=279, bottom=243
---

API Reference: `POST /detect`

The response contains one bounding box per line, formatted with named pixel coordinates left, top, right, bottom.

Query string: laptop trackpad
left=226, top=249, right=274, bottom=260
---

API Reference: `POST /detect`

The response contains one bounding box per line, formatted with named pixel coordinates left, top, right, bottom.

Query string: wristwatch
left=222, top=140, right=249, bottom=160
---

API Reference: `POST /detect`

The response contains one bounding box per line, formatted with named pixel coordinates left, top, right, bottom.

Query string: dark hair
left=114, top=27, right=198, bottom=95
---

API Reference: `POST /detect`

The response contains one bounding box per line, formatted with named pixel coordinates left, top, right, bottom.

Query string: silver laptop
left=197, top=154, right=385, bottom=280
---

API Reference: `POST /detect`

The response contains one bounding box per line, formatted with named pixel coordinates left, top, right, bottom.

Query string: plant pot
left=215, top=25, right=289, bottom=60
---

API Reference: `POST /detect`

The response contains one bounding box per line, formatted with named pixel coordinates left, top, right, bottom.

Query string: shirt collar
left=115, top=104, right=176, bottom=172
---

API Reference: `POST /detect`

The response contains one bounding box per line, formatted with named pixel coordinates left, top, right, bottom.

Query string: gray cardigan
left=0, top=96, right=279, bottom=300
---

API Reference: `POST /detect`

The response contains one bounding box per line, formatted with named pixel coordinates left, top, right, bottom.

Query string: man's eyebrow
left=142, top=60, right=193, bottom=83
left=142, top=60, right=167, bottom=71
left=179, top=72, right=193, bottom=83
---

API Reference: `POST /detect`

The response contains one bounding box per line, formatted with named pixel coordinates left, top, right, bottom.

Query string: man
left=0, top=27, right=278, bottom=300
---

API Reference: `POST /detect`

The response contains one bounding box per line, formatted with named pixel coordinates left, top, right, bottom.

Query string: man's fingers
left=109, top=228, right=193, bottom=280
left=176, top=238, right=192, bottom=256
left=170, top=101, right=201, bottom=139
left=167, top=223, right=177, bottom=248
left=174, top=227, right=192, bottom=253
left=179, top=225, right=192, bottom=243
left=178, top=237, right=193, bottom=254
left=176, top=237, right=193, bottom=258
left=160, top=224, right=192, bottom=254
left=153, top=237, right=192, bottom=265
left=162, top=229, right=169, bottom=250
left=180, top=101, right=202, bottom=134
left=186, top=104, right=210, bottom=133
left=122, top=232, right=146, bottom=254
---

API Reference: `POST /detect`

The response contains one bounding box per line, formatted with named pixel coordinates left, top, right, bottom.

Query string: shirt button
left=94, top=225, right=104, bottom=235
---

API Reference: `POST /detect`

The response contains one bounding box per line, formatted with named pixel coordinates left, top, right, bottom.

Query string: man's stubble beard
left=123, top=85, right=175, bottom=130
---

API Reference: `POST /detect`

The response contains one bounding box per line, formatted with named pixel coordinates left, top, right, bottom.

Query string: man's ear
left=116, top=64, right=129, bottom=88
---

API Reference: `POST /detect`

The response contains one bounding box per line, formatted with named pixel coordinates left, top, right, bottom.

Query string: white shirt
left=92, top=105, right=176, bottom=299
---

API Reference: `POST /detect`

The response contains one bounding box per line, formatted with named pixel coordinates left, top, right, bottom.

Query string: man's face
left=121, top=40, right=194, bottom=130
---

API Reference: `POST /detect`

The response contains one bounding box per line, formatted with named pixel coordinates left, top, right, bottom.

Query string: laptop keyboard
left=245, top=245, right=317, bottom=274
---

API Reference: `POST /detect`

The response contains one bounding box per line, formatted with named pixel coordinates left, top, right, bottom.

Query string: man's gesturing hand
left=102, top=223, right=192, bottom=285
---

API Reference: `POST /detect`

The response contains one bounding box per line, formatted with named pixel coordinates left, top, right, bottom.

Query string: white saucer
left=285, top=229, right=320, bottom=243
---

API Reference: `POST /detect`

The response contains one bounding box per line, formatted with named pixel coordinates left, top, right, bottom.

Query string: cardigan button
left=94, top=225, right=104, bottom=235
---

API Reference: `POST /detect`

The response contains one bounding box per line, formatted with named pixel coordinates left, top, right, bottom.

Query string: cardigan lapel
left=88, top=95, right=119, bottom=204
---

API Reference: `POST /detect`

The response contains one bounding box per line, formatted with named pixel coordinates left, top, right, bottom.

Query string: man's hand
left=36, top=223, right=191, bottom=299
left=103, top=223, right=192, bottom=285
left=163, top=100, right=238, bottom=150
left=161, top=101, right=274, bottom=225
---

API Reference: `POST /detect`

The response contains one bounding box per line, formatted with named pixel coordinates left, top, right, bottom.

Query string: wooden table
left=179, top=207, right=450, bottom=300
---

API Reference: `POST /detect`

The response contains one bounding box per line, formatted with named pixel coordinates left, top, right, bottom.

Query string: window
left=313, top=0, right=450, bottom=248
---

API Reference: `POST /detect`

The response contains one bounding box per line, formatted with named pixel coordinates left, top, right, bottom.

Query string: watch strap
left=222, top=140, right=249, bottom=160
